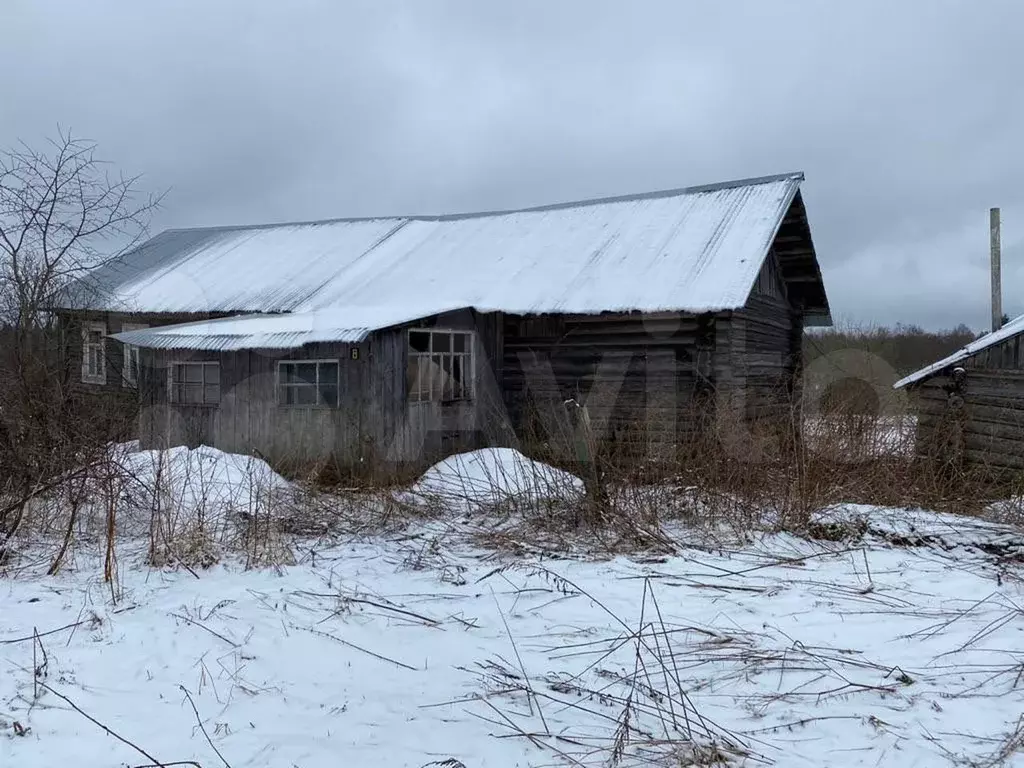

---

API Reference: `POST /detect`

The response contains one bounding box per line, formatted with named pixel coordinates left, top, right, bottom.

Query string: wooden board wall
left=138, top=308, right=506, bottom=474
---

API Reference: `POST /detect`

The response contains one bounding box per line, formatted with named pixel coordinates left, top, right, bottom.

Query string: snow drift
left=408, top=447, right=584, bottom=508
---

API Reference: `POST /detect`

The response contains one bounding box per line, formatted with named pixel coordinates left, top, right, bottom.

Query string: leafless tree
left=0, top=128, right=160, bottom=549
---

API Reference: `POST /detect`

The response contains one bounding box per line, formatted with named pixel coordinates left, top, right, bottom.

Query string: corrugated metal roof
left=114, top=303, right=474, bottom=350
left=82, top=172, right=827, bottom=350
left=894, top=315, right=1024, bottom=389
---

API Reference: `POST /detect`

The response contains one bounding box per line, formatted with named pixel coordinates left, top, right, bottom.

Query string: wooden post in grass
left=566, top=401, right=606, bottom=520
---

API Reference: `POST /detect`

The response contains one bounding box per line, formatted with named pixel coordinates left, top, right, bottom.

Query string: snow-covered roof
left=114, top=303, right=473, bottom=350
left=73, top=172, right=829, bottom=350
left=894, top=314, right=1024, bottom=389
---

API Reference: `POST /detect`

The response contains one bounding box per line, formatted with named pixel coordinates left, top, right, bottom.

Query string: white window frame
left=121, top=322, right=148, bottom=389
left=276, top=359, right=341, bottom=408
left=168, top=361, right=221, bottom=406
left=81, top=321, right=107, bottom=385
left=407, top=328, right=475, bottom=403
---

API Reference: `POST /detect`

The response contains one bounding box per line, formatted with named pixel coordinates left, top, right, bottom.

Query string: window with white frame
left=407, top=329, right=474, bottom=402
left=121, top=323, right=148, bottom=388
left=277, top=360, right=339, bottom=407
left=169, top=362, right=220, bottom=405
left=81, top=322, right=106, bottom=384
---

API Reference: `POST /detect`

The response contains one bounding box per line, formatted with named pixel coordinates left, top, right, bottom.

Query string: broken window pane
left=442, top=354, right=453, bottom=400
left=409, top=331, right=430, bottom=352
left=406, top=331, right=475, bottom=402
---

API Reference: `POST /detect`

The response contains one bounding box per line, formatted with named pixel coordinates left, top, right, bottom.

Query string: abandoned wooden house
left=55, top=172, right=831, bottom=472
left=895, top=315, right=1024, bottom=476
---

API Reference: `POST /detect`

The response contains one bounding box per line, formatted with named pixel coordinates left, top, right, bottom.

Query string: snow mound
left=409, top=448, right=583, bottom=508
left=113, top=444, right=292, bottom=533
left=810, top=504, right=1024, bottom=555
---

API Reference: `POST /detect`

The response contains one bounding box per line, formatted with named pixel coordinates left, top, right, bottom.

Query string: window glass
left=183, top=364, right=204, bottom=383
left=278, top=360, right=340, bottom=407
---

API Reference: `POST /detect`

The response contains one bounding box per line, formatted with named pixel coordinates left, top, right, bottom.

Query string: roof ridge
left=155, top=171, right=804, bottom=236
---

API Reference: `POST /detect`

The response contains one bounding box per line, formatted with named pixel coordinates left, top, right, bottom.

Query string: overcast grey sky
left=3, top=1, right=1023, bottom=331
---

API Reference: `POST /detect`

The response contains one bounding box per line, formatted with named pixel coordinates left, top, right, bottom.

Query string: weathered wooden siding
left=704, top=253, right=799, bottom=429
left=914, top=331, right=1024, bottom=474
left=72, top=244, right=809, bottom=471
left=60, top=310, right=230, bottom=396
left=139, top=309, right=506, bottom=474
left=501, top=252, right=802, bottom=454
left=366, top=308, right=508, bottom=466
left=140, top=341, right=364, bottom=464
left=503, top=311, right=713, bottom=452
left=735, top=252, right=800, bottom=420
left=729, top=306, right=799, bottom=420
left=60, top=311, right=229, bottom=442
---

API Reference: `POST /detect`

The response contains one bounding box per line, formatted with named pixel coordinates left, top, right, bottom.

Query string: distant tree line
left=804, top=323, right=977, bottom=377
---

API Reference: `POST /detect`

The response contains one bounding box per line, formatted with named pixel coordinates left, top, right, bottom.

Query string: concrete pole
left=991, top=207, right=1002, bottom=332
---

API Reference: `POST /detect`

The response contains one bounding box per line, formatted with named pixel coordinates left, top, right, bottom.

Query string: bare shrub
left=486, top=372, right=997, bottom=555
left=0, top=129, right=159, bottom=562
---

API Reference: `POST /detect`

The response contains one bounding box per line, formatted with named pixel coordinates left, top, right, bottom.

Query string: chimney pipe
left=991, top=207, right=1002, bottom=332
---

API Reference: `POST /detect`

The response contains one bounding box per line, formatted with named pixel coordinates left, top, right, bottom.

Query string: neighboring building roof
left=893, top=314, right=1024, bottom=389
left=67, top=171, right=829, bottom=350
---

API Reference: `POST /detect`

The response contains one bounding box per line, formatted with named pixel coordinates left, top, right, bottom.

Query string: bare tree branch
left=0, top=128, right=163, bottom=547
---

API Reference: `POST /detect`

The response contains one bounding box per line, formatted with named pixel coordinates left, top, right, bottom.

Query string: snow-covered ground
left=803, top=415, right=917, bottom=460
left=4, top=448, right=1024, bottom=767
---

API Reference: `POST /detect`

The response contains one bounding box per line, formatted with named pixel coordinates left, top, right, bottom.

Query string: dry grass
left=460, top=568, right=755, bottom=766
left=2, top=382, right=1020, bottom=579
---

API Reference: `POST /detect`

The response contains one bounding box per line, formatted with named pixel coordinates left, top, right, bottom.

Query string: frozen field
left=3, top=449, right=1024, bottom=767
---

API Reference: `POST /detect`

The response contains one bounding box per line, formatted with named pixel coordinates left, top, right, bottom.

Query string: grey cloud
left=4, top=0, right=1024, bottom=330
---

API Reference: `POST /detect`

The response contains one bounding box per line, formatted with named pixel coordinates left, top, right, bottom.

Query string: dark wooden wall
left=502, top=311, right=715, bottom=451
left=500, top=250, right=803, bottom=455
left=728, top=253, right=802, bottom=421
left=136, top=308, right=507, bottom=474
left=66, top=239, right=809, bottom=472
left=58, top=311, right=229, bottom=442
left=59, top=310, right=213, bottom=397
left=914, top=332, right=1024, bottom=475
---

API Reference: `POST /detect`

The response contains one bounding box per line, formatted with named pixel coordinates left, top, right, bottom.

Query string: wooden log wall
left=724, top=254, right=800, bottom=422
left=502, top=311, right=712, bottom=454
left=913, top=330, right=1024, bottom=474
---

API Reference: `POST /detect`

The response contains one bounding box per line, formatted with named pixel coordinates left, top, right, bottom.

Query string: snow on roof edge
left=893, top=313, right=1024, bottom=389
left=111, top=296, right=765, bottom=352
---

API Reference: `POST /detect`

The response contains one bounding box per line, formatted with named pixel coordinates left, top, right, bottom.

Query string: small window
left=407, top=329, right=474, bottom=402
left=278, top=360, right=339, bottom=407
left=170, top=362, right=220, bottom=405
left=121, top=322, right=148, bottom=388
left=82, top=322, right=106, bottom=384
